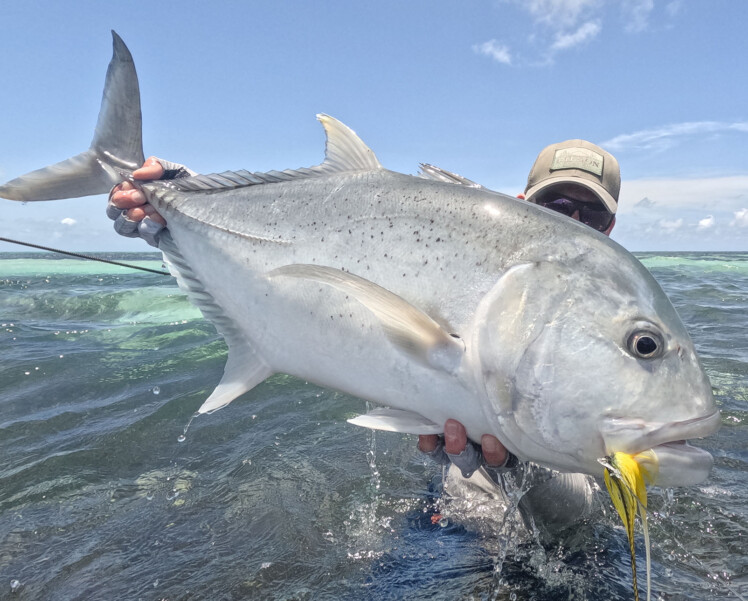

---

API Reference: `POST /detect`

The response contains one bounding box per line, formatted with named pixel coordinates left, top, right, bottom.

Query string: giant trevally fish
left=0, top=32, right=720, bottom=488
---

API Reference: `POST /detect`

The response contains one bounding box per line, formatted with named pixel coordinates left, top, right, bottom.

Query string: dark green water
left=0, top=252, right=746, bottom=600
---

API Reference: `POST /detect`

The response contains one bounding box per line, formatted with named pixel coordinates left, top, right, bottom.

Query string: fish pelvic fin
left=0, top=31, right=144, bottom=201
left=268, top=264, right=464, bottom=374
left=347, top=408, right=442, bottom=434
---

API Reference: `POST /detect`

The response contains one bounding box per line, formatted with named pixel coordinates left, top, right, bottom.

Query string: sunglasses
left=536, top=196, right=614, bottom=232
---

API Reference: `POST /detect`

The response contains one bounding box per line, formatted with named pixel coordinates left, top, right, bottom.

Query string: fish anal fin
left=268, top=264, right=464, bottom=373
left=347, top=408, right=442, bottom=434
left=198, top=343, right=273, bottom=414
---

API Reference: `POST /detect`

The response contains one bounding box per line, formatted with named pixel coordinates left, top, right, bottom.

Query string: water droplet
left=152, top=386, right=160, bottom=395
left=179, top=412, right=199, bottom=443
left=10, top=580, right=21, bottom=593
left=438, top=517, right=449, bottom=528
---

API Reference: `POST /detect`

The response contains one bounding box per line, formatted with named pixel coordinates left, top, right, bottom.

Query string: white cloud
left=731, top=208, right=748, bottom=227
left=659, top=218, right=683, bottom=232
left=61, top=217, right=77, bottom=226
left=618, top=175, right=748, bottom=215
left=612, top=176, right=748, bottom=250
left=665, top=0, right=683, bottom=17
left=521, top=0, right=601, bottom=28
left=551, top=20, right=601, bottom=50
left=602, top=121, right=748, bottom=152
left=622, top=0, right=654, bottom=33
left=473, top=39, right=512, bottom=65
left=486, top=0, right=664, bottom=66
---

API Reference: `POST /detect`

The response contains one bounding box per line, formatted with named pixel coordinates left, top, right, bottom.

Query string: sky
left=0, top=0, right=746, bottom=252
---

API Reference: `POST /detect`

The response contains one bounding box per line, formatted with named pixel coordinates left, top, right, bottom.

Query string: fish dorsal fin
left=317, top=114, right=382, bottom=172
left=418, top=164, right=482, bottom=188
left=268, top=264, right=464, bottom=374
left=168, top=114, right=381, bottom=194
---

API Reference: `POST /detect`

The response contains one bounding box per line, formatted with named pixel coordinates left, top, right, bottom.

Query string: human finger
left=138, top=216, right=164, bottom=248
left=443, top=419, right=468, bottom=454
left=111, top=187, right=147, bottom=209
left=142, top=204, right=166, bottom=225
left=444, top=420, right=482, bottom=478
left=418, top=434, right=440, bottom=453
left=113, top=213, right=139, bottom=237
left=133, top=156, right=165, bottom=180
left=125, top=206, right=147, bottom=222
left=481, top=435, right=508, bottom=467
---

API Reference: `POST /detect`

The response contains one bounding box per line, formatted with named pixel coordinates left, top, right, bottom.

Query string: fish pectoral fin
left=268, top=264, right=465, bottom=373
left=347, top=408, right=442, bottom=434
left=198, top=342, right=273, bottom=414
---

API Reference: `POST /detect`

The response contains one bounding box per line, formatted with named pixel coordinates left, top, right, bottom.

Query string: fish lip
left=601, top=408, right=721, bottom=456
left=649, top=440, right=716, bottom=486
left=601, top=410, right=721, bottom=486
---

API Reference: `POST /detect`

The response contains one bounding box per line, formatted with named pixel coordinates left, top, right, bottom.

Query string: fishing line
left=0, top=236, right=170, bottom=276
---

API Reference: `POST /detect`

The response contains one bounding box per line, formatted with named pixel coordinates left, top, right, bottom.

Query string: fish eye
left=627, top=330, right=663, bottom=359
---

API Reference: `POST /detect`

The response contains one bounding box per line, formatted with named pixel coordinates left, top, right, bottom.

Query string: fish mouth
left=601, top=409, right=721, bottom=487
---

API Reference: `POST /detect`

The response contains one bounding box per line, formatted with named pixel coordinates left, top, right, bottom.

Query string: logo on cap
left=550, top=147, right=603, bottom=177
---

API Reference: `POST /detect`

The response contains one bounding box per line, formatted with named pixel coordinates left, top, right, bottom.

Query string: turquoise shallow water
left=0, top=251, right=746, bottom=600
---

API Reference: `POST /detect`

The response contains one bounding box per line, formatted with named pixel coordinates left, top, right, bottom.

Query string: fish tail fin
left=0, top=31, right=144, bottom=201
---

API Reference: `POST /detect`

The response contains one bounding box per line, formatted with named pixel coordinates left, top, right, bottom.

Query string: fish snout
left=601, top=409, right=721, bottom=486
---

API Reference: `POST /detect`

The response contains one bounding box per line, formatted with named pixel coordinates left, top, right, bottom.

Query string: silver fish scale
left=144, top=167, right=610, bottom=331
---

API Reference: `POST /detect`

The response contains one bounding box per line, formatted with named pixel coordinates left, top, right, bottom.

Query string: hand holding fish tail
left=107, top=156, right=194, bottom=246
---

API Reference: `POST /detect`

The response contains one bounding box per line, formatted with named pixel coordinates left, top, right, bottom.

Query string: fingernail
left=444, top=420, right=459, bottom=436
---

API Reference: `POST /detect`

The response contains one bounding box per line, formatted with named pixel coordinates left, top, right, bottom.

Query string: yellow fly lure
left=600, top=451, right=657, bottom=601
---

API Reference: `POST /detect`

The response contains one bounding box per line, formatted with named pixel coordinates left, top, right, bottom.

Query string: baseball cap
left=524, top=140, right=620, bottom=214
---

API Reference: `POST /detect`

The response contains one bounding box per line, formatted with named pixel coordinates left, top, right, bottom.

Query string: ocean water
left=0, top=251, right=745, bottom=601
